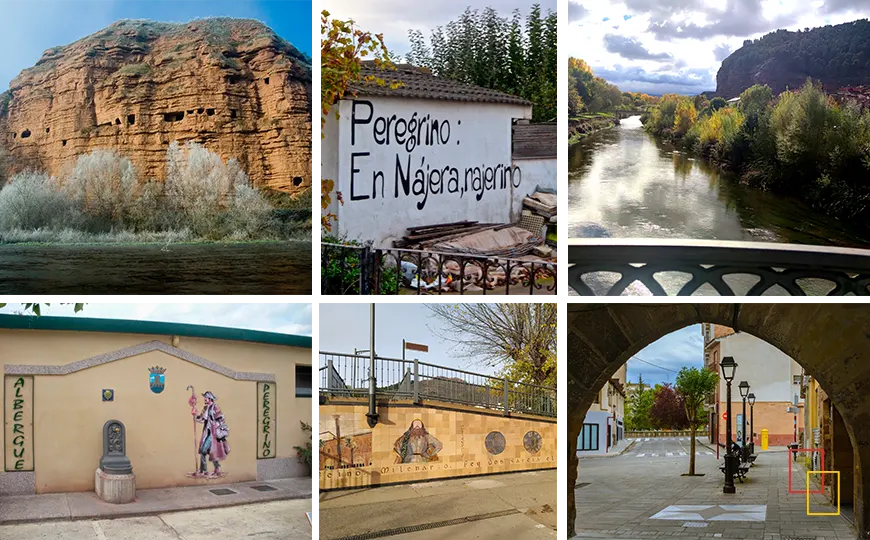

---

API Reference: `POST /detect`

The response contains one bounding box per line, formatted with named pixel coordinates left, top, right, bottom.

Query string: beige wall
left=717, top=400, right=802, bottom=446
left=0, top=329, right=311, bottom=494
left=319, top=400, right=556, bottom=490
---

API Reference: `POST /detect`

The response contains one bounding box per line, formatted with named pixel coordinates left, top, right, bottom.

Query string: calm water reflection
left=568, top=116, right=870, bottom=247
left=0, top=242, right=312, bottom=294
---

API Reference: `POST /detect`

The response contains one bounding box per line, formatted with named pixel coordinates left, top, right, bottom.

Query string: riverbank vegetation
left=568, top=113, right=620, bottom=144
left=404, top=5, right=557, bottom=122
left=642, top=80, right=870, bottom=227
left=0, top=142, right=311, bottom=244
left=568, top=57, right=658, bottom=117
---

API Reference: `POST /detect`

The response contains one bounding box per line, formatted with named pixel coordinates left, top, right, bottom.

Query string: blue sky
left=567, top=0, right=870, bottom=95
left=0, top=303, right=312, bottom=336
left=0, top=0, right=312, bottom=89
left=625, top=324, right=704, bottom=387
left=320, top=304, right=502, bottom=376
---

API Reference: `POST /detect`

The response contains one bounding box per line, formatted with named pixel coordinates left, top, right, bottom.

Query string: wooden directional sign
left=405, top=342, right=428, bottom=352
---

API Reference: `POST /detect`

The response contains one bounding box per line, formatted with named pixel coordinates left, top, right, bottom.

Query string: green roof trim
left=0, top=314, right=311, bottom=349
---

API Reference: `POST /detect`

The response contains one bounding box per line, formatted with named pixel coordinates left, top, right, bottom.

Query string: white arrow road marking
left=706, top=451, right=713, bottom=455
left=650, top=453, right=658, bottom=457
left=679, top=452, right=687, bottom=456
left=666, top=452, right=674, bottom=456
left=637, top=453, right=646, bottom=457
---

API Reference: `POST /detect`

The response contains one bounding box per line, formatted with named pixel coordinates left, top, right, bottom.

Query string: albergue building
left=1, top=314, right=311, bottom=496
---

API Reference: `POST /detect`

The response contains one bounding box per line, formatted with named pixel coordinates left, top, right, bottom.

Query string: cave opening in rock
left=21, top=129, right=30, bottom=139
left=46, top=127, right=50, bottom=133
left=230, top=109, right=237, bottom=119
left=115, top=118, right=121, bottom=125
left=187, top=110, right=194, bottom=115
left=206, top=108, right=215, bottom=116
left=128, top=114, right=135, bottom=125
left=197, top=108, right=204, bottom=114
left=62, top=140, right=67, bottom=146
left=12, top=133, right=16, bottom=139
left=264, top=77, right=270, bottom=85
left=164, top=111, right=185, bottom=122
left=293, top=176, right=303, bottom=186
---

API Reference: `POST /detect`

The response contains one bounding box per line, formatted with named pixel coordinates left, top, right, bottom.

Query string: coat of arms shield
left=149, top=366, right=166, bottom=394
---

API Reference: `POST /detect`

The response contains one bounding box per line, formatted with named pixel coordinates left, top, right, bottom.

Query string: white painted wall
left=718, top=332, right=802, bottom=403
left=510, top=158, right=556, bottom=223
left=578, top=410, right=611, bottom=455
left=321, top=96, right=534, bottom=246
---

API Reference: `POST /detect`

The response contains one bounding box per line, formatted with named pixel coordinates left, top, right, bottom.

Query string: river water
left=569, top=116, right=870, bottom=247
left=0, top=242, right=312, bottom=294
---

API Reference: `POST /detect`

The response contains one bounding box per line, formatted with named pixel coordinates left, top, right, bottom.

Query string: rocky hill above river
left=0, top=18, right=311, bottom=193
left=715, top=19, right=870, bottom=99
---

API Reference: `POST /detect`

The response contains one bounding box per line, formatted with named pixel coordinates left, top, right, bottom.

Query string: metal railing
left=568, top=239, right=870, bottom=295
left=319, top=352, right=556, bottom=417
left=626, top=430, right=696, bottom=438
left=322, top=243, right=557, bottom=295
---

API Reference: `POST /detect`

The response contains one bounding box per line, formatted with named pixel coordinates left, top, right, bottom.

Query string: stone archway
left=567, top=304, right=870, bottom=539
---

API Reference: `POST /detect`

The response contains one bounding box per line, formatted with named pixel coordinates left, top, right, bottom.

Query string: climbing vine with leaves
left=320, top=10, right=399, bottom=232
left=0, top=303, right=85, bottom=316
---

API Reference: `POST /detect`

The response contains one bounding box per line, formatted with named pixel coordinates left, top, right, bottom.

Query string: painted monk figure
left=189, top=390, right=230, bottom=478
left=393, top=419, right=442, bottom=463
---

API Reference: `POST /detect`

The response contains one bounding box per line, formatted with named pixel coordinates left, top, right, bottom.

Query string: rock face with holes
left=0, top=18, right=311, bottom=192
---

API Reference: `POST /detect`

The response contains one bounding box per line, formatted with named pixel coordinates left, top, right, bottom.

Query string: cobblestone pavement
left=575, top=437, right=856, bottom=540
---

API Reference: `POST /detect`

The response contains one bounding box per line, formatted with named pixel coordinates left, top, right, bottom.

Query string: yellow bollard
left=761, top=428, right=769, bottom=450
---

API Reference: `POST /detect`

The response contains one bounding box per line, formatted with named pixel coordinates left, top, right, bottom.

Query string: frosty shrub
left=129, top=180, right=167, bottom=232
left=64, top=149, right=139, bottom=230
left=165, top=141, right=245, bottom=237
left=0, top=171, right=72, bottom=230
left=228, top=182, right=274, bottom=238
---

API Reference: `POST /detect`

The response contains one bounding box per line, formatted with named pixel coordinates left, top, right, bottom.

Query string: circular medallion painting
left=485, top=431, right=506, bottom=455
left=523, top=430, right=543, bottom=454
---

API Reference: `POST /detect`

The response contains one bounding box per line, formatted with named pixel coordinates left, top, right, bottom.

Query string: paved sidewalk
left=579, top=438, right=637, bottom=458
left=574, top=438, right=855, bottom=540
left=320, top=470, right=556, bottom=539
left=0, top=499, right=310, bottom=540
left=0, top=477, right=310, bottom=524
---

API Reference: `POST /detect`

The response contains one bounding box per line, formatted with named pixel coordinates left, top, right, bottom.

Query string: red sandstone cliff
left=0, top=18, right=311, bottom=193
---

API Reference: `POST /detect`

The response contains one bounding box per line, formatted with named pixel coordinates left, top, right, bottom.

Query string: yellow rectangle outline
left=806, top=471, right=840, bottom=516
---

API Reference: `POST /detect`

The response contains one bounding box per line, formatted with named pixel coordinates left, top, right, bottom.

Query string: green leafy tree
left=625, top=375, right=654, bottom=430
left=675, top=366, right=719, bottom=476
left=407, top=5, right=556, bottom=122
left=426, top=303, right=556, bottom=386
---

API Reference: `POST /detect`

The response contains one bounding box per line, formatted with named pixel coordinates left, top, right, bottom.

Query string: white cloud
left=565, top=0, right=870, bottom=94
left=0, top=303, right=312, bottom=336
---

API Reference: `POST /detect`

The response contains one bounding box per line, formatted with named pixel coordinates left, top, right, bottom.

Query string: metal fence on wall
left=322, top=243, right=556, bottom=295
left=319, top=351, right=556, bottom=417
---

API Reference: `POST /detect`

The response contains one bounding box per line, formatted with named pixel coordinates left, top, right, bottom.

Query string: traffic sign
left=722, top=411, right=728, bottom=420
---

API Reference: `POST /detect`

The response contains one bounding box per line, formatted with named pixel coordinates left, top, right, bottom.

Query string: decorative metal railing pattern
left=568, top=239, right=870, bottom=296
left=319, top=352, right=556, bottom=417
left=321, top=243, right=556, bottom=295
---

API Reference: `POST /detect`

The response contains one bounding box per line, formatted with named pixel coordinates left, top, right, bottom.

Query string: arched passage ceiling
left=567, top=303, right=870, bottom=539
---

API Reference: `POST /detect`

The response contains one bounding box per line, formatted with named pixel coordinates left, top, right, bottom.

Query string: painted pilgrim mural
left=393, top=419, right=443, bottom=463
left=186, top=387, right=231, bottom=479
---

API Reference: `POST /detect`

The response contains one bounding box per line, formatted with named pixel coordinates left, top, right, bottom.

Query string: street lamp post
left=720, top=357, right=738, bottom=494
left=747, top=393, right=756, bottom=457
left=739, top=381, right=750, bottom=462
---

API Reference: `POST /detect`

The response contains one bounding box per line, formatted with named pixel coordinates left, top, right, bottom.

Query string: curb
left=578, top=438, right=637, bottom=459
left=0, top=491, right=311, bottom=525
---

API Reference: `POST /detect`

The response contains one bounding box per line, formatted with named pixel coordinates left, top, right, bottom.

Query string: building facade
left=702, top=324, right=803, bottom=448
left=577, top=365, right=626, bottom=455
left=802, top=374, right=856, bottom=518
left=1, top=314, right=312, bottom=496
left=321, top=64, right=556, bottom=246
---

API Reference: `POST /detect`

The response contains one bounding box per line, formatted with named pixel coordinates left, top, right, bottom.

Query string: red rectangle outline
left=788, top=448, right=825, bottom=495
